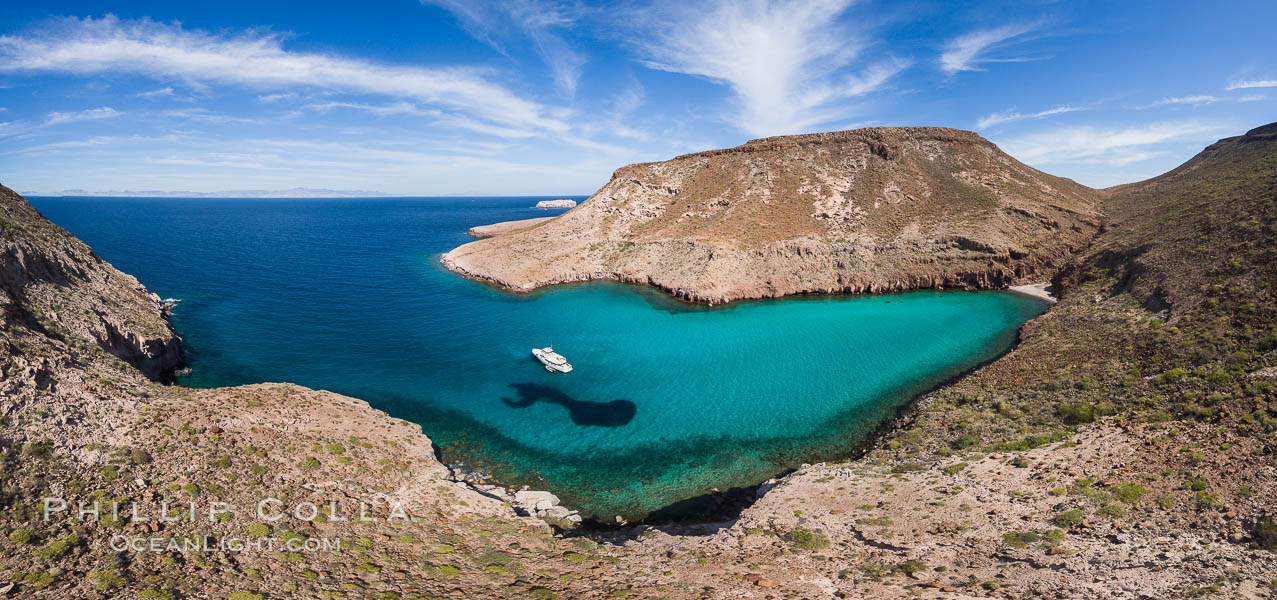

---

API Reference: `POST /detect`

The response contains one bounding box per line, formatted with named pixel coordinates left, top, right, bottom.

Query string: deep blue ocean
left=31, top=196, right=1048, bottom=520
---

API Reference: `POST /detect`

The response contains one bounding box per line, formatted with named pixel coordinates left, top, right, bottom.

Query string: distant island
left=23, top=187, right=393, bottom=198
left=534, top=198, right=577, bottom=209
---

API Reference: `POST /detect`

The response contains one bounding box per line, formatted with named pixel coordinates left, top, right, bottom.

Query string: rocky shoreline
left=465, top=216, right=556, bottom=238
left=443, top=246, right=1056, bottom=304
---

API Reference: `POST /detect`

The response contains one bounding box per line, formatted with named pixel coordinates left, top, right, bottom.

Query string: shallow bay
left=33, top=196, right=1048, bottom=519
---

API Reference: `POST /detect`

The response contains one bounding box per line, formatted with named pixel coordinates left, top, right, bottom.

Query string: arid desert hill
left=445, top=126, right=1101, bottom=303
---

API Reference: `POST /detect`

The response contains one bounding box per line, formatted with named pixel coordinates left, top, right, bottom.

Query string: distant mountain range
left=22, top=187, right=393, bottom=198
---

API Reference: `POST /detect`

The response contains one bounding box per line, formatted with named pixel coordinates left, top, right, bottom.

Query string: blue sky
left=0, top=1, right=1274, bottom=195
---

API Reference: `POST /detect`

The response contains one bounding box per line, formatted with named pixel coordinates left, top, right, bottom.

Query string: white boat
left=532, top=347, right=573, bottom=373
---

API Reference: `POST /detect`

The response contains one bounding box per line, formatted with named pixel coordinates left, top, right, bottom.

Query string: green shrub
left=227, top=593, right=264, bottom=600
left=8, top=527, right=35, bottom=545
left=1205, top=370, right=1232, bottom=385
left=1053, top=509, right=1085, bottom=528
left=90, top=570, right=127, bottom=591
left=246, top=523, right=271, bottom=537
left=436, top=565, right=461, bottom=577
left=782, top=528, right=830, bottom=551
left=14, top=572, right=55, bottom=590
left=950, top=433, right=979, bottom=450
left=139, top=590, right=176, bottom=600
left=130, top=449, right=152, bottom=464
left=1159, top=368, right=1187, bottom=384
left=1002, top=531, right=1040, bottom=548
left=1098, top=503, right=1126, bottom=518
left=21, top=439, right=53, bottom=460
left=1058, top=402, right=1095, bottom=425
left=1112, top=482, right=1148, bottom=504
left=896, top=559, right=928, bottom=575
left=100, top=512, right=127, bottom=529
left=34, top=534, right=80, bottom=560
left=1255, top=517, right=1277, bottom=551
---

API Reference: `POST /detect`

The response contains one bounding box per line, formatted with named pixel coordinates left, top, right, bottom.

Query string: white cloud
left=627, top=0, right=907, bottom=137
left=424, top=0, right=587, bottom=96
left=161, top=108, right=261, bottom=124
left=256, top=92, right=298, bottom=103
left=1140, top=95, right=1218, bottom=108
left=45, top=107, right=122, bottom=125
left=1237, top=95, right=1266, bottom=103
left=0, top=134, right=189, bottom=156
left=997, top=121, right=1232, bottom=167
left=939, top=22, right=1042, bottom=75
left=137, top=86, right=175, bottom=99
left=0, top=15, right=569, bottom=134
left=1226, top=79, right=1277, bottom=90
left=976, top=105, right=1079, bottom=129
left=304, top=100, right=541, bottom=138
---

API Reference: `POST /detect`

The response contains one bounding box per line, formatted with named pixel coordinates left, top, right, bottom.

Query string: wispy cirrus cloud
left=1138, top=95, right=1218, bottom=109
left=304, top=100, right=541, bottom=138
left=626, top=0, right=908, bottom=137
left=160, top=108, right=261, bottom=124
left=45, top=106, right=122, bottom=125
left=975, top=104, right=1079, bottom=129
left=939, top=21, right=1044, bottom=75
left=1226, top=79, right=1277, bottom=90
left=424, top=0, right=587, bottom=97
left=136, top=86, right=175, bottom=99
left=997, top=121, right=1232, bottom=167
left=0, top=15, right=569, bottom=134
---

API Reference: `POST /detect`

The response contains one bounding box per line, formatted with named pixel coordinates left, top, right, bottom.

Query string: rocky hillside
left=1, top=186, right=182, bottom=380
left=1, top=123, right=1275, bottom=598
left=444, top=127, right=1101, bottom=303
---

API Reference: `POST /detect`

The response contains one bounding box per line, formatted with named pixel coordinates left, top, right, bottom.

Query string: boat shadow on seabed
left=500, top=383, right=637, bottom=427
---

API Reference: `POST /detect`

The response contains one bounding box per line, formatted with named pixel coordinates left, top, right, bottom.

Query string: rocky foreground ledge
left=444, top=127, right=1102, bottom=303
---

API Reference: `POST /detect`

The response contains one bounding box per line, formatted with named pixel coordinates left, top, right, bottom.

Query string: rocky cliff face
left=0, top=185, right=183, bottom=380
left=444, top=127, right=1102, bottom=303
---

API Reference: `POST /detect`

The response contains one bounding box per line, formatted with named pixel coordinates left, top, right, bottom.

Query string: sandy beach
left=1009, top=281, right=1057, bottom=303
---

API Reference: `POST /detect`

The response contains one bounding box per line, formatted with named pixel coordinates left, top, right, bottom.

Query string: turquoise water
left=31, top=196, right=1048, bottom=520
